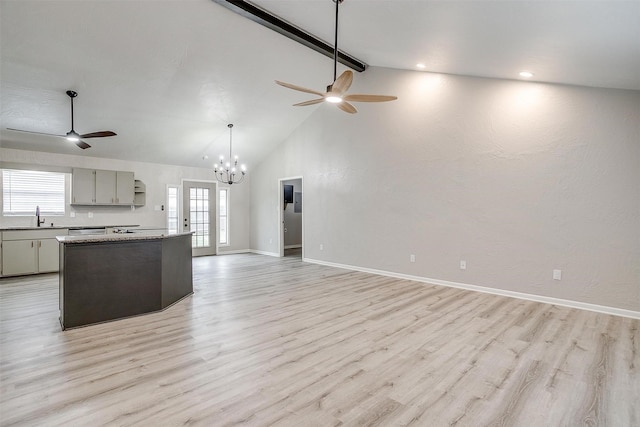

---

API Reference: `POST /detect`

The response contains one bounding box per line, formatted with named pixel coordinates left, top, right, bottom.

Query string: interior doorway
left=278, top=177, right=303, bottom=258
left=182, top=180, right=217, bottom=256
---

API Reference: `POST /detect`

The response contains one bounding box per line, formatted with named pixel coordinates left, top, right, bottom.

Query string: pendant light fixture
left=214, top=124, right=247, bottom=185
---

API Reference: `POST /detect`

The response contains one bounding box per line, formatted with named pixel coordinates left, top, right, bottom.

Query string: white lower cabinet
left=38, top=239, right=60, bottom=273
left=1, top=229, right=68, bottom=276
left=1, top=240, right=37, bottom=276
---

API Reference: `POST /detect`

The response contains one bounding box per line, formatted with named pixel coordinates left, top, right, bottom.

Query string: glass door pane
left=182, top=181, right=216, bottom=256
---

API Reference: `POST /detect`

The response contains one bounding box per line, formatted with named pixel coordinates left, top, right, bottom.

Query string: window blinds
left=2, top=169, right=66, bottom=216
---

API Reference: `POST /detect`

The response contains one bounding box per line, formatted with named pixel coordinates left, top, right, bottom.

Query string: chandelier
left=214, top=123, right=246, bottom=185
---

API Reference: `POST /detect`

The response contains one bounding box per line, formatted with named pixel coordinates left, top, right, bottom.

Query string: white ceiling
left=1, top=0, right=639, bottom=169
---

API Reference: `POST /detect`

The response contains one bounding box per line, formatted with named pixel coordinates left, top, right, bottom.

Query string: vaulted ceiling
left=1, top=0, right=638, bottom=168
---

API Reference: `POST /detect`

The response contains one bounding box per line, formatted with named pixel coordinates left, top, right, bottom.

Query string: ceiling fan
left=275, top=0, right=397, bottom=114
left=7, top=90, right=117, bottom=149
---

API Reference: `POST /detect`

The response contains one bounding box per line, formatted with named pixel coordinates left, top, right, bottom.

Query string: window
left=219, top=188, right=228, bottom=245
left=2, top=169, right=66, bottom=216
left=167, top=185, right=179, bottom=234
left=190, top=187, right=210, bottom=248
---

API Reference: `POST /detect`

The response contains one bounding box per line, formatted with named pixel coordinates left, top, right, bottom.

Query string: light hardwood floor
left=1, top=253, right=638, bottom=426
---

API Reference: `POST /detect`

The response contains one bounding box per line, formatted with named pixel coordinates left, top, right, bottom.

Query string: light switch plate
left=553, top=269, right=562, bottom=280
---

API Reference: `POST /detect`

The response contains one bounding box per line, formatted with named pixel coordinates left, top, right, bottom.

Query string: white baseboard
left=251, top=249, right=280, bottom=257
left=217, top=249, right=251, bottom=255
left=303, top=257, right=640, bottom=320
left=285, top=244, right=302, bottom=249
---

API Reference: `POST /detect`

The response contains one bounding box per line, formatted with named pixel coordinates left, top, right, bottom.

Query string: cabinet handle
left=39, top=241, right=42, bottom=248
left=31, top=241, right=34, bottom=248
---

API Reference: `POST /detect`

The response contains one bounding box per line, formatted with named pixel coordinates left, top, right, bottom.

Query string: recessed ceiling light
left=519, top=71, right=534, bottom=78
left=416, top=63, right=426, bottom=69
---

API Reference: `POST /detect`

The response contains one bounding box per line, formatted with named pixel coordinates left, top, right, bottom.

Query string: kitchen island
left=0, top=225, right=140, bottom=277
left=57, top=231, right=193, bottom=329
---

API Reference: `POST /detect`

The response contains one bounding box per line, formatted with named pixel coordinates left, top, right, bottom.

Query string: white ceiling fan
left=275, top=0, right=397, bottom=114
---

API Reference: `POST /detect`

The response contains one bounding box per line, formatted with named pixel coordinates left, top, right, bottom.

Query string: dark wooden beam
left=211, top=0, right=367, bottom=72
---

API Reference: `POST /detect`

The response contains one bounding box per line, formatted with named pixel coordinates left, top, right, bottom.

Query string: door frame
left=278, top=176, right=303, bottom=258
left=181, top=179, right=218, bottom=256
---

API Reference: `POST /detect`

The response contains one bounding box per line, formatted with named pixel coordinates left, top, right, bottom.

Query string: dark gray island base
left=58, top=232, right=193, bottom=330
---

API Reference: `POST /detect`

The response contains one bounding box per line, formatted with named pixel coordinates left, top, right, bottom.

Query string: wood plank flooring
left=1, top=252, right=638, bottom=426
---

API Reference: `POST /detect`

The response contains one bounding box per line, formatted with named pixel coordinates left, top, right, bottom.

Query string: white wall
left=250, top=67, right=640, bottom=312
left=0, top=147, right=250, bottom=252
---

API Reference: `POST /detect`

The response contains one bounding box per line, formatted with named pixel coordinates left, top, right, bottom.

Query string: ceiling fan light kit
left=66, top=131, right=80, bottom=142
left=213, top=124, right=247, bottom=185
left=275, top=0, right=397, bottom=114
left=7, top=89, right=117, bottom=149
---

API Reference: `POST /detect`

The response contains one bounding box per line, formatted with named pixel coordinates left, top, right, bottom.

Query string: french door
left=182, top=180, right=216, bottom=256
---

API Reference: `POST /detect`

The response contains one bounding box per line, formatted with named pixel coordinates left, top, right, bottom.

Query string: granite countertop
left=0, top=224, right=139, bottom=231
left=57, top=231, right=193, bottom=244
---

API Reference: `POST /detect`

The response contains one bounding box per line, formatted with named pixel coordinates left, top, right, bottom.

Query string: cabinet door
left=95, top=170, right=117, bottom=204
left=38, top=239, right=60, bottom=273
left=72, top=168, right=95, bottom=204
left=2, top=240, right=37, bottom=276
left=116, top=171, right=135, bottom=204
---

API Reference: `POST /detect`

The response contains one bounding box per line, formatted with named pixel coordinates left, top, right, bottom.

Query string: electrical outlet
left=320, top=244, right=324, bottom=251
left=553, top=269, right=562, bottom=280
left=269, top=238, right=273, bottom=244
left=70, top=211, right=75, bottom=218
left=460, top=260, right=466, bottom=270
left=88, top=212, right=93, bottom=219
left=410, top=254, right=415, bottom=263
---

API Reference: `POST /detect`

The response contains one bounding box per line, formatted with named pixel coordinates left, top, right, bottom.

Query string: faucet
left=35, top=206, right=45, bottom=227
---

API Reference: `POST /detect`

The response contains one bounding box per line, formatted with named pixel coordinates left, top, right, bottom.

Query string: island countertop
left=57, top=231, right=192, bottom=244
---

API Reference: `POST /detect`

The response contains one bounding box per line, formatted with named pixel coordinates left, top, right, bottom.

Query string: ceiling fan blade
left=6, top=128, right=65, bottom=138
left=76, top=140, right=91, bottom=149
left=293, top=98, right=325, bottom=107
left=343, top=94, right=398, bottom=103
left=275, top=80, right=324, bottom=97
left=337, top=101, right=357, bottom=114
left=332, top=70, right=353, bottom=94
left=80, top=131, right=117, bottom=139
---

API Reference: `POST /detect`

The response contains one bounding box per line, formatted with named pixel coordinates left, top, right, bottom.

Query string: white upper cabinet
left=116, top=171, right=135, bottom=204
left=71, top=168, right=96, bottom=204
left=95, top=170, right=117, bottom=204
left=71, top=168, right=136, bottom=205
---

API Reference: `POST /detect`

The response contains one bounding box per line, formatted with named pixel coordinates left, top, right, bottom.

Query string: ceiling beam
left=211, top=0, right=367, bottom=72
